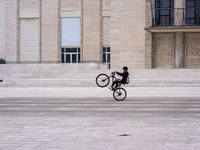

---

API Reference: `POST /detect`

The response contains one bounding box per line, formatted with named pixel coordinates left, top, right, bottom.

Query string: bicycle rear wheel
left=96, top=74, right=110, bottom=88
left=113, top=88, right=127, bottom=101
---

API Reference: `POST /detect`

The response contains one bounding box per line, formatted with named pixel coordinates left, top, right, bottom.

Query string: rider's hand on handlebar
left=112, top=71, right=117, bottom=74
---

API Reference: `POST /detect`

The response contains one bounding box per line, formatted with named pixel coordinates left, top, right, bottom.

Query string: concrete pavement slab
left=0, top=88, right=200, bottom=150
left=0, top=87, right=200, bottom=98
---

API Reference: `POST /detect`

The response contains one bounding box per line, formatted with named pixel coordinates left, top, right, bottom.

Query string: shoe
left=108, top=87, right=114, bottom=91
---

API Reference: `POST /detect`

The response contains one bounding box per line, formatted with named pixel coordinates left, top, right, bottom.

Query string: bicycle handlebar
left=110, top=72, right=116, bottom=78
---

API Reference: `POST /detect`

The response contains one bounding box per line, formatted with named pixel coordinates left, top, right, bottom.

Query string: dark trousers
left=111, top=79, right=121, bottom=88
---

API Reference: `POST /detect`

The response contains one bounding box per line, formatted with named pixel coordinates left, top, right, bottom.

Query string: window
left=103, top=17, right=111, bottom=68
left=155, top=0, right=174, bottom=26
left=103, top=47, right=110, bottom=68
left=61, top=18, right=81, bottom=63
left=61, top=48, right=80, bottom=63
left=186, top=0, right=200, bottom=25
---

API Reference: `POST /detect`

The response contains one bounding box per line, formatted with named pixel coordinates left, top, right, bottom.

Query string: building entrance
left=61, top=48, right=80, bottom=63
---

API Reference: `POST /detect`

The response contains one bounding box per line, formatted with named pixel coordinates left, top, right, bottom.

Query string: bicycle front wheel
left=113, top=88, right=127, bottom=101
left=96, top=74, right=110, bottom=88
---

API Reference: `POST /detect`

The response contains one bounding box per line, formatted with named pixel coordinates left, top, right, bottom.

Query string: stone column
left=145, top=0, right=153, bottom=68
left=175, top=0, right=185, bottom=26
left=41, top=0, right=59, bottom=62
left=174, top=0, right=185, bottom=68
left=82, top=0, right=102, bottom=62
left=175, top=32, right=184, bottom=68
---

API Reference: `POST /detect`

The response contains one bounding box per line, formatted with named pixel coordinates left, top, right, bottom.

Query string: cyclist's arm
left=116, top=72, right=125, bottom=77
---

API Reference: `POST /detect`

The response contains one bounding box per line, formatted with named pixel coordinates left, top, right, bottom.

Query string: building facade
left=0, top=0, right=200, bottom=69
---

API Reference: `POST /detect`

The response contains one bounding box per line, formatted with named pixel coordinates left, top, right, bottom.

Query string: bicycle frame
left=110, top=72, right=121, bottom=89
left=110, top=73, right=115, bottom=84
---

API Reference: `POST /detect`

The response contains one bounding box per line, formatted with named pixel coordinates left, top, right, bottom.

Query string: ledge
left=145, top=26, right=200, bottom=33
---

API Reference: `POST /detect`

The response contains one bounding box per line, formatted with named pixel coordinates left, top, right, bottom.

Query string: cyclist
left=109, top=66, right=129, bottom=90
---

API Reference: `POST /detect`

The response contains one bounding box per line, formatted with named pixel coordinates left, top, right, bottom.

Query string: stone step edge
left=1, top=78, right=200, bottom=82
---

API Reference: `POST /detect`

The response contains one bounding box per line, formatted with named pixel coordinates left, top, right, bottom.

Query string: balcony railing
left=153, top=7, right=200, bottom=27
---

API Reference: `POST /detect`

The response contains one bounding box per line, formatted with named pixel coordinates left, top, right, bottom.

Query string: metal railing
left=153, top=7, right=200, bottom=27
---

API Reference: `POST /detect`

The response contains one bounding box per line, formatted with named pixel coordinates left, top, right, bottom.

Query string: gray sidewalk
left=1, top=115, right=200, bottom=150
left=0, top=87, right=200, bottom=150
left=0, top=87, right=200, bottom=98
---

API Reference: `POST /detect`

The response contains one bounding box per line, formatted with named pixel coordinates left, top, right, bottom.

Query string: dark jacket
left=116, top=71, right=129, bottom=84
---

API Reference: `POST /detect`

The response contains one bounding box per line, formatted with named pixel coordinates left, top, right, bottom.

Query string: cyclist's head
left=123, top=66, right=128, bottom=72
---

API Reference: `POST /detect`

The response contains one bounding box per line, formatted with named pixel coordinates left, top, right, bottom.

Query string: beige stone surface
left=103, top=0, right=110, bottom=10
left=175, top=32, right=184, bottom=68
left=1, top=64, right=200, bottom=87
left=82, top=0, right=102, bottom=61
left=103, top=0, right=111, bottom=17
left=6, top=0, right=18, bottom=61
left=60, top=0, right=81, bottom=17
left=61, top=0, right=80, bottom=11
left=185, top=33, right=200, bottom=69
left=20, top=0, right=40, bottom=18
left=145, top=0, right=153, bottom=69
left=102, top=0, right=111, bottom=17
left=111, top=0, right=146, bottom=70
left=41, top=0, right=59, bottom=62
left=0, top=0, right=6, bottom=60
left=154, top=33, right=175, bottom=69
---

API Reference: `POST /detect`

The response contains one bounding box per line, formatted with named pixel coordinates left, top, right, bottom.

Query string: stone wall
left=185, top=33, right=200, bottom=69
left=103, top=0, right=110, bottom=10
left=103, top=0, right=111, bottom=16
left=6, top=0, right=18, bottom=61
left=61, top=0, right=81, bottom=17
left=0, top=0, right=6, bottom=60
left=41, top=0, right=59, bottom=62
left=20, top=0, right=40, bottom=18
left=82, top=0, right=102, bottom=62
left=111, top=0, right=146, bottom=70
left=154, top=33, right=175, bottom=69
left=145, top=0, right=153, bottom=68
left=61, top=0, right=80, bottom=11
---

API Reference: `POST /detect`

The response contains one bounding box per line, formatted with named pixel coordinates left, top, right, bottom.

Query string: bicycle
left=96, top=72, right=127, bottom=101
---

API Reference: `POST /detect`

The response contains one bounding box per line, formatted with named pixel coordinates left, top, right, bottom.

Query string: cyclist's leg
left=115, top=80, right=122, bottom=88
left=119, top=80, right=125, bottom=85
left=112, top=79, right=121, bottom=88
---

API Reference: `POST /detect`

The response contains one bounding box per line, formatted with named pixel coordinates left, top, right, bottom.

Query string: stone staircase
left=0, top=64, right=200, bottom=87
left=130, top=69, right=200, bottom=87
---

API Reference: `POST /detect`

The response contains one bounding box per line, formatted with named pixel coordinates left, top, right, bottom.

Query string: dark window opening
left=155, top=0, right=174, bottom=26
left=61, top=48, right=80, bottom=63
left=186, top=0, right=200, bottom=26
left=66, top=54, right=71, bottom=63
left=103, top=47, right=111, bottom=69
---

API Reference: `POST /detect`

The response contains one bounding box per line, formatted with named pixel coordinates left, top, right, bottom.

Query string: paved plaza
left=0, top=87, right=200, bottom=150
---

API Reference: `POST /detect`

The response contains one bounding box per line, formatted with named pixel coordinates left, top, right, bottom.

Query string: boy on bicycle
left=109, top=66, right=129, bottom=90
